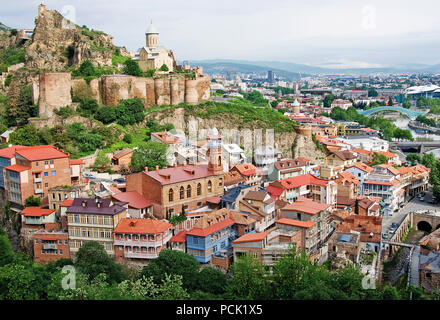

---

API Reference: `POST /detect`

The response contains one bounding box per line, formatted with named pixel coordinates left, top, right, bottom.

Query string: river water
left=393, top=118, right=440, bottom=141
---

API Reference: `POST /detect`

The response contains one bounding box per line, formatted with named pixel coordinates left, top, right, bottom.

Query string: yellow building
left=136, top=22, right=176, bottom=72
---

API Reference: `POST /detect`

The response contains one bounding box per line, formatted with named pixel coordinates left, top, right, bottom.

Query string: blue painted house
left=186, top=208, right=256, bottom=263
left=0, top=145, right=23, bottom=188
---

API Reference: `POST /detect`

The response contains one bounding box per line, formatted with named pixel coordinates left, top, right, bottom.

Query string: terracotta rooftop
left=151, top=131, right=180, bottom=145
left=4, top=164, right=30, bottom=172
left=114, top=218, right=172, bottom=234
left=145, top=164, right=220, bottom=185
left=331, top=150, right=356, bottom=161
left=112, top=148, right=133, bottom=159
left=334, top=171, right=360, bottom=185
left=274, top=157, right=311, bottom=171
left=69, top=159, right=84, bottom=165
left=223, top=171, right=245, bottom=186
left=0, top=145, right=25, bottom=159
left=112, top=191, right=152, bottom=209
left=15, top=145, right=69, bottom=161
left=281, top=197, right=331, bottom=215
left=276, top=218, right=315, bottom=229
left=272, top=173, right=329, bottom=190
left=21, top=206, right=55, bottom=217
left=232, top=163, right=257, bottom=176
left=60, top=199, right=73, bottom=207
left=233, top=231, right=269, bottom=244
left=348, top=162, right=374, bottom=173
left=170, top=230, right=188, bottom=243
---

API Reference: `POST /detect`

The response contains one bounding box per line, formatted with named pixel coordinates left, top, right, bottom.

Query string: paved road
left=409, top=246, right=420, bottom=287
left=382, top=188, right=440, bottom=235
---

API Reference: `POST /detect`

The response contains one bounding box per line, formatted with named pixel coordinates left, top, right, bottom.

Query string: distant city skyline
left=2, top=0, right=440, bottom=68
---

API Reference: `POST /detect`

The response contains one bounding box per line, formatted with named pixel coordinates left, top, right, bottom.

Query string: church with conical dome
left=135, top=21, right=176, bottom=72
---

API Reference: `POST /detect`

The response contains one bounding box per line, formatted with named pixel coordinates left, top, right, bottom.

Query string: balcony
left=124, top=251, right=158, bottom=259
left=25, top=217, right=43, bottom=225
left=34, top=188, right=43, bottom=194
left=114, top=233, right=172, bottom=247
left=43, top=243, right=57, bottom=250
left=34, top=177, right=42, bottom=183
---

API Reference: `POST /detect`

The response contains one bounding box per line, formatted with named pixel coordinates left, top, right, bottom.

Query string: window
left=58, top=193, right=61, bottom=201
left=64, top=240, right=68, bottom=245
left=207, top=180, right=212, bottom=193
left=58, top=240, right=62, bottom=244
left=59, top=250, right=63, bottom=255
left=51, top=170, right=56, bottom=176
left=193, top=237, right=198, bottom=244
left=186, top=185, right=191, bottom=198
left=45, top=183, right=48, bottom=187
left=180, top=186, right=184, bottom=199
left=52, top=193, right=55, bottom=200
left=50, top=160, right=54, bottom=164
left=219, top=178, right=223, bottom=186
left=35, top=239, right=38, bottom=244
left=36, top=162, right=39, bottom=166
left=168, top=188, right=174, bottom=202
left=45, top=161, right=48, bottom=165
left=44, top=172, right=48, bottom=177
left=197, top=183, right=201, bottom=196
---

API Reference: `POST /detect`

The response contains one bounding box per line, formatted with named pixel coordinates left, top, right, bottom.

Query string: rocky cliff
left=25, top=4, right=123, bottom=71
left=145, top=107, right=326, bottom=161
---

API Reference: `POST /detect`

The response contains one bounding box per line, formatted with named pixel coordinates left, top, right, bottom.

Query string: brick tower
left=207, top=128, right=223, bottom=174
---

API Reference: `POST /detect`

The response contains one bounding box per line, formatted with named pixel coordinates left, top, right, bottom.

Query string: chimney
left=144, top=167, right=148, bottom=172
left=81, top=200, right=87, bottom=207
left=156, top=165, right=159, bottom=171
left=97, top=201, right=102, bottom=208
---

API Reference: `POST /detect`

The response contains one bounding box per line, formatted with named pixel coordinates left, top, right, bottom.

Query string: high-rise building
left=267, top=70, right=274, bottom=83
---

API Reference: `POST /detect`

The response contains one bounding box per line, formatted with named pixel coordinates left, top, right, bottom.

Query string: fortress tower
left=207, top=128, right=223, bottom=174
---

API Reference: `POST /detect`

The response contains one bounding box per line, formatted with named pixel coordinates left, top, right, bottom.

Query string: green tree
left=94, top=151, right=110, bottom=170
left=407, top=153, right=422, bottom=166
left=75, top=241, right=126, bottom=284
left=323, top=94, right=335, bottom=108
left=25, top=195, right=41, bottom=207
left=370, top=152, right=388, bottom=166
left=0, top=229, right=13, bottom=267
left=130, top=140, right=168, bottom=173
left=195, top=266, right=227, bottom=295
left=78, top=60, right=95, bottom=77
left=159, top=64, right=169, bottom=72
left=422, top=153, right=436, bottom=168
left=382, top=285, right=400, bottom=300
left=78, top=98, right=99, bottom=117
left=123, top=134, right=133, bottom=144
left=402, top=101, right=412, bottom=109
left=368, top=88, right=378, bottom=97
left=9, top=124, right=41, bottom=146
left=140, top=250, right=199, bottom=291
left=123, top=59, right=143, bottom=76
left=0, top=264, right=39, bottom=300
left=95, top=106, right=117, bottom=124
left=225, top=253, right=272, bottom=299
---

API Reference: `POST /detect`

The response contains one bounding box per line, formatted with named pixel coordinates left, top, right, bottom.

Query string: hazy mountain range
left=189, top=59, right=440, bottom=79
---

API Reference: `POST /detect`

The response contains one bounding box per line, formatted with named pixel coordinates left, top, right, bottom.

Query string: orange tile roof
left=233, top=163, right=257, bottom=176
left=112, top=191, right=152, bottom=209
left=265, top=185, right=285, bottom=198
left=378, top=151, right=398, bottom=159
left=352, top=148, right=373, bottom=155
left=348, top=162, right=373, bottom=173
left=335, top=171, right=360, bottom=185
left=0, top=145, right=25, bottom=159
left=281, top=197, right=331, bottom=215
left=276, top=218, right=315, bottom=229
left=5, top=164, right=30, bottom=172
left=274, top=173, right=328, bottom=190
left=233, top=231, right=269, bottom=244
left=187, top=217, right=235, bottom=237
left=60, top=200, right=73, bottom=207
left=146, top=164, right=219, bottom=185
left=21, top=206, right=55, bottom=217
left=69, top=159, right=84, bottom=165
left=113, top=218, right=172, bottom=234
left=151, top=131, right=180, bottom=145
left=364, top=179, right=398, bottom=186
left=15, top=145, right=69, bottom=161
left=170, top=230, right=187, bottom=243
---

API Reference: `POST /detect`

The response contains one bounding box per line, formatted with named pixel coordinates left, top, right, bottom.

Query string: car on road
left=391, top=223, right=398, bottom=229
left=83, top=173, right=95, bottom=178
left=113, top=178, right=126, bottom=183
left=382, top=233, right=389, bottom=239
left=388, top=228, right=396, bottom=235
left=420, top=197, right=425, bottom=202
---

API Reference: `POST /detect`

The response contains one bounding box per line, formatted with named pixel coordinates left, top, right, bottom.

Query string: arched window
left=197, top=183, right=202, bottom=196
left=187, top=185, right=191, bottom=198
left=207, top=180, right=212, bottom=193
left=168, top=189, right=173, bottom=202
left=180, top=186, right=185, bottom=199
left=218, top=155, right=222, bottom=166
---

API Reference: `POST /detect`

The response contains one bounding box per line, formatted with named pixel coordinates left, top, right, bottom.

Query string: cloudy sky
left=3, top=0, right=440, bottom=68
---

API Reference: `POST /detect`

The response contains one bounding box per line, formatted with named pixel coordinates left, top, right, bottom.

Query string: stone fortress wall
left=36, top=72, right=211, bottom=118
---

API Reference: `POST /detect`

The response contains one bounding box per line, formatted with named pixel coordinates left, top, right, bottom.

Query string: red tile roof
left=15, top=145, right=69, bottom=161
left=114, top=218, right=172, bottom=234
left=187, top=217, right=235, bottom=237
left=352, top=148, right=373, bottom=155
left=60, top=200, right=73, bottom=207
left=233, top=231, right=269, bottom=244
left=111, top=191, right=152, bottom=209
left=232, top=163, right=257, bottom=176
left=69, top=159, right=84, bottom=165
left=0, top=145, right=25, bottom=159
left=276, top=218, right=315, bottom=229
left=265, top=185, right=285, bottom=198
left=281, top=197, right=331, bottom=215
left=348, top=162, right=373, bottom=173
left=275, top=173, right=328, bottom=190
left=5, top=164, right=30, bottom=172
left=21, top=207, right=55, bottom=217
left=170, top=230, right=187, bottom=243
left=145, top=164, right=219, bottom=185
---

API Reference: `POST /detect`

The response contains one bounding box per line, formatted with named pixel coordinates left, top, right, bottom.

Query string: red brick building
left=20, top=206, right=59, bottom=231
left=33, top=230, right=70, bottom=264
left=4, top=145, right=72, bottom=207
left=126, top=134, right=225, bottom=219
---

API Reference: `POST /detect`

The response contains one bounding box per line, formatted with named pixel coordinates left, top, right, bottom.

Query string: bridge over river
left=356, top=106, right=427, bottom=120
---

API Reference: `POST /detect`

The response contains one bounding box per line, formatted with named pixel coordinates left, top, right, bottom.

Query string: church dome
left=146, top=22, right=158, bottom=34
